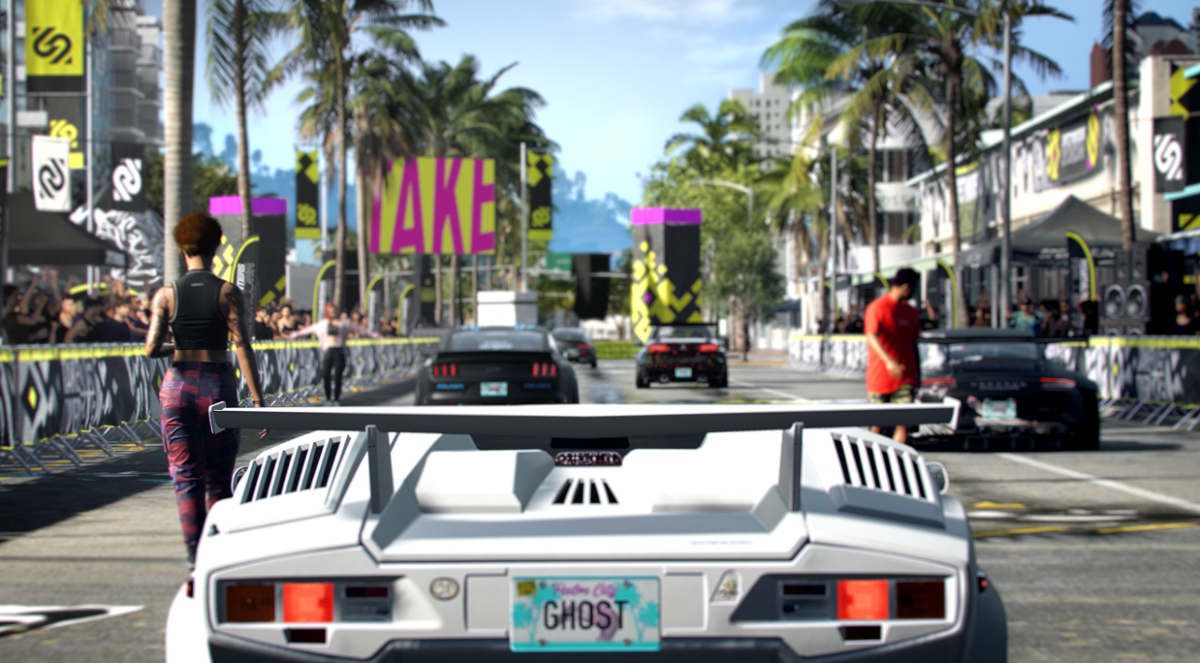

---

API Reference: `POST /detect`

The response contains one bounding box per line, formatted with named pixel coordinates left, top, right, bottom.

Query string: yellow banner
left=370, top=157, right=495, bottom=255
left=26, top=0, right=84, bottom=87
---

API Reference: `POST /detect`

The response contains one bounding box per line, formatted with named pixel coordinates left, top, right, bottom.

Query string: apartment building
left=730, top=72, right=792, bottom=159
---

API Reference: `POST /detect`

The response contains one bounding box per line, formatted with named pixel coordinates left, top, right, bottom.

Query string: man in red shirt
left=864, top=268, right=921, bottom=444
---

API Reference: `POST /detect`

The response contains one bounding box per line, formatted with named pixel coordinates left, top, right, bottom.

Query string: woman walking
left=145, top=213, right=268, bottom=568
left=289, top=303, right=378, bottom=406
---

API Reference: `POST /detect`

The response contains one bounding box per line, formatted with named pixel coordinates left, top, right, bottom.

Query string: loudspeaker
left=1101, top=246, right=1151, bottom=333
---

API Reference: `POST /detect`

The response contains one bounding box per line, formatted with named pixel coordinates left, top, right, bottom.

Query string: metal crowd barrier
left=0, top=337, right=439, bottom=473
left=787, top=333, right=1200, bottom=430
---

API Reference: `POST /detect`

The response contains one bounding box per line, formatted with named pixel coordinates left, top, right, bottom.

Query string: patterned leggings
left=159, top=362, right=241, bottom=548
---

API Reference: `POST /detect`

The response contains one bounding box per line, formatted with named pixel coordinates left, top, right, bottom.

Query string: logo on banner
left=31, top=26, right=74, bottom=65
left=32, top=135, right=72, bottom=212
left=113, top=158, right=143, bottom=202
left=1155, top=133, right=1183, bottom=182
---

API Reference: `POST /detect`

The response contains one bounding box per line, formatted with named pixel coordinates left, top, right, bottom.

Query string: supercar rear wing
left=209, top=403, right=955, bottom=515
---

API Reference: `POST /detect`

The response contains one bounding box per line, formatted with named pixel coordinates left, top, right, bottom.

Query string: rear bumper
left=209, top=633, right=970, bottom=663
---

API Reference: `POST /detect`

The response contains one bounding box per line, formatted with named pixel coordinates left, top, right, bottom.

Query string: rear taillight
left=578, top=342, right=593, bottom=350
left=225, top=583, right=275, bottom=622
left=432, top=363, right=457, bottom=378
left=698, top=343, right=719, bottom=353
left=837, top=580, right=889, bottom=620
left=895, top=580, right=945, bottom=619
left=921, top=377, right=957, bottom=392
left=1040, top=377, right=1076, bottom=390
left=283, top=583, right=334, bottom=623
left=532, top=362, right=557, bottom=377
left=647, top=344, right=670, bottom=353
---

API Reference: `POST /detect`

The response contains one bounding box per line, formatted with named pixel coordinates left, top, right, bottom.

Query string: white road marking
left=0, top=604, right=144, bottom=634
left=995, top=453, right=1200, bottom=515
left=728, top=379, right=806, bottom=401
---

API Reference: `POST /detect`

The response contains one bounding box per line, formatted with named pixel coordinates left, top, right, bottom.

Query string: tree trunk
left=818, top=222, right=830, bottom=334
left=356, top=152, right=368, bottom=311
left=334, top=58, right=348, bottom=311
left=434, top=255, right=442, bottom=325
left=450, top=253, right=459, bottom=326
left=945, top=68, right=964, bottom=328
left=868, top=102, right=881, bottom=276
left=234, top=0, right=252, bottom=244
left=163, top=0, right=197, bottom=284
left=472, top=255, right=479, bottom=324
left=1113, top=0, right=1134, bottom=250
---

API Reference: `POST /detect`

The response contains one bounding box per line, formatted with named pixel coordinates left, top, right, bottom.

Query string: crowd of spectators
left=995, top=291, right=1099, bottom=337
left=2, top=273, right=407, bottom=346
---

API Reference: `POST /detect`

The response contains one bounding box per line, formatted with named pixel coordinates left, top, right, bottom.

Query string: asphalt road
left=1, top=359, right=1197, bottom=662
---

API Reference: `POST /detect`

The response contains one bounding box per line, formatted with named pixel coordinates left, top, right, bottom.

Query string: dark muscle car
left=415, top=327, right=580, bottom=406
left=636, top=324, right=728, bottom=388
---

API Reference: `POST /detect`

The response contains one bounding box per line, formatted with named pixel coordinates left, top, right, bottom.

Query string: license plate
left=981, top=398, right=1016, bottom=419
left=481, top=382, right=508, bottom=397
left=511, top=577, right=660, bottom=652
left=565, top=349, right=579, bottom=358
left=674, top=367, right=692, bottom=379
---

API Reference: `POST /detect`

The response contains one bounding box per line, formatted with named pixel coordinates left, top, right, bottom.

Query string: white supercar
left=166, top=403, right=1005, bottom=663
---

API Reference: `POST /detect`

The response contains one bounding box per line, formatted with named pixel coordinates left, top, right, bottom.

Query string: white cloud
left=572, top=0, right=763, bottom=26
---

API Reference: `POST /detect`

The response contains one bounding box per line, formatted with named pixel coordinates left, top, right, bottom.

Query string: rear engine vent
left=552, top=478, right=618, bottom=505
left=241, top=437, right=346, bottom=504
left=832, top=433, right=933, bottom=502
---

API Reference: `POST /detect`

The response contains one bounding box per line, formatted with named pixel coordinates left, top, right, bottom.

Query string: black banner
left=109, top=142, right=146, bottom=211
left=527, top=151, right=553, bottom=241
left=295, top=149, right=320, bottom=239
left=1154, top=117, right=1186, bottom=194
left=573, top=254, right=611, bottom=320
left=631, top=221, right=704, bottom=343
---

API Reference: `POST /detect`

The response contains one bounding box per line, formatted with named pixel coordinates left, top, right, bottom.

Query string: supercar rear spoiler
left=209, top=403, right=956, bottom=515
left=209, top=402, right=954, bottom=439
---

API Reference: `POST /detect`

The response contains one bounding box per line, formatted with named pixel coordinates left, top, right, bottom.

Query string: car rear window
left=920, top=341, right=1041, bottom=374
left=552, top=330, right=588, bottom=342
left=653, top=326, right=712, bottom=340
left=448, top=331, right=547, bottom=351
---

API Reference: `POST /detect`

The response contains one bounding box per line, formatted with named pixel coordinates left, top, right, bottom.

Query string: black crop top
left=170, top=270, right=230, bottom=351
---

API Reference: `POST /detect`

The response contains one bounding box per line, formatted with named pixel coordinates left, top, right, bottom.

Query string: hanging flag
left=45, top=96, right=86, bottom=169
left=32, top=136, right=71, bottom=212
left=295, top=149, right=320, bottom=239
left=26, top=0, right=85, bottom=93
left=110, top=142, right=146, bottom=211
left=526, top=151, right=553, bottom=241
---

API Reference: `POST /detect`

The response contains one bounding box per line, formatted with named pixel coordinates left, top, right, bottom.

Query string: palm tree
left=206, top=0, right=284, bottom=242
left=764, top=0, right=926, bottom=276
left=1103, top=0, right=1140, bottom=250
left=272, top=0, right=442, bottom=311
left=163, top=0, right=198, bottom=284
left=405, top=56, right=549, bottom=325
left=664, top=100, right=760, bottom=176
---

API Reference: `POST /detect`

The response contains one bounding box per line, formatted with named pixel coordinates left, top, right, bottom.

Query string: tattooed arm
left=223, top=284, right=269, bottom=434
left=145, top=286, right=176, bottom=359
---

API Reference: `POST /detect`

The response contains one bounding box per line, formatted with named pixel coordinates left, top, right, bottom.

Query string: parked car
left=913, top=328, right=1100, bottom=450
left=414, top=327, right=579, bottom=405
left=635, top=324, right=728, bottom=388
left=170, top=401, right=1005, bottom=663
left=551, top=328, right=597, bottom=368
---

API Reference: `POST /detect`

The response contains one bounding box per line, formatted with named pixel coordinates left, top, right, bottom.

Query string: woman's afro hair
left=174, top=212, right=224, bottom=257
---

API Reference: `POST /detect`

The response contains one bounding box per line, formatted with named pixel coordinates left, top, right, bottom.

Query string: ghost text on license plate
left=510, top=577, right=660, bottom=652
left=481, top=382, right=508, bottom=397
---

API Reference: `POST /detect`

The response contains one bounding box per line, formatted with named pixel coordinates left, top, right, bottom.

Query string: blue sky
left=169, top=0, right=1192, bottom=209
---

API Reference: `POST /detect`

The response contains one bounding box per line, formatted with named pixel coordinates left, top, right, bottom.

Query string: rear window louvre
left=239, top=438, right=346, bottom=503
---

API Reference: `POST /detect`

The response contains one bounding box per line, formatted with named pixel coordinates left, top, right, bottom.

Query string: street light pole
left=829, top=147, right=838, bottom=336
left=520, top=141, right=528, bottom=293
left=1000, top=12, right=1013, bottom=329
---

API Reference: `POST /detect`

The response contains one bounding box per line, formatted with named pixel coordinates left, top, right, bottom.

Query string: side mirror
left=926, top=461, right=950, bottom=495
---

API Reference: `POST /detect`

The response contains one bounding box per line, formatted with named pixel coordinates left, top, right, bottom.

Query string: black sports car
left=551, top=327, right=598, bottom=368
left=635, top=324, right=728, bottom=388
left=913, top=329, right=1100, bottom=450
left=415, top=327, right=580, bottom=406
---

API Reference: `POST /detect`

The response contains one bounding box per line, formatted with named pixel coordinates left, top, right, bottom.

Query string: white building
left=730, top=72, right=792, bottom=160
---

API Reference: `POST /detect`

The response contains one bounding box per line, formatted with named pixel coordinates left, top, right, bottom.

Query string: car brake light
left=921, top=377, right=956, bottom=388
left=837, top=580, right=888, bottom=620
left=533, top=362, right=556, bottom=377
left=1040, top=377, right=1075, bottom=390
left=698, top=343, right=719, bottom=353
left=578, top=342, right=592, bottom=350
left=550, top=363, right=557, bottom=377
left=432, top=363, right=457, bottom=378
left=895, top=580, right=945, bottom=619
left=225, top=583, right=276, bottom=622
left=648, top=344, right=670, bottom=353
left=283, top=582, right=334, bottom=623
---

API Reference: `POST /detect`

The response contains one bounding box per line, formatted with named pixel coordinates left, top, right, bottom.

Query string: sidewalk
left=727, top=347, right=790, bottom=365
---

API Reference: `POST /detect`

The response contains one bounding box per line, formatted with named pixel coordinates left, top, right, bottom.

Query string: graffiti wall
left=0, top=338, right=438, bottom=448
